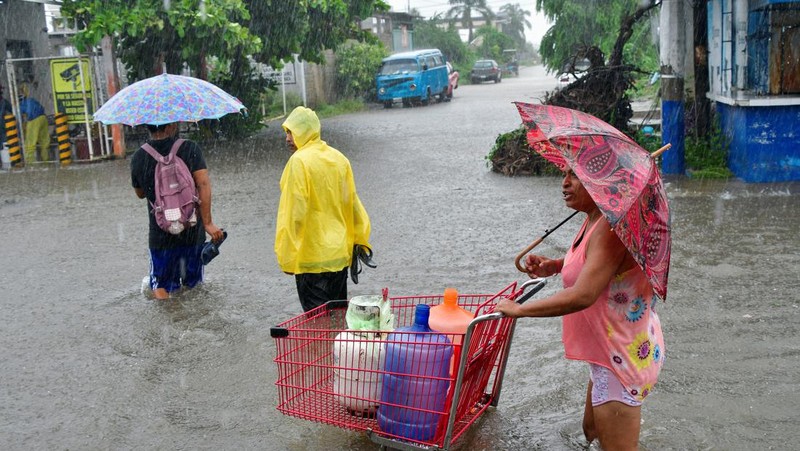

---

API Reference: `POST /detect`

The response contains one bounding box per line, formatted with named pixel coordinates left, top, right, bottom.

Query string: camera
left=59, top=64, right=80, bottom=83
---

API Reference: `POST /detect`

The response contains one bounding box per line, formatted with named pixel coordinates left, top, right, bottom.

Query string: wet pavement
left=1, top=65, right=799, bottom=450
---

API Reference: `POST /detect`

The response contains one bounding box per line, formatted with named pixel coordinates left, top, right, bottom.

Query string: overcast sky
left=384, top=0, right=553, bottom=46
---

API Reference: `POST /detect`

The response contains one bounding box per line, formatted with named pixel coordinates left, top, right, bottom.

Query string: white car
left=557, top=72, right=578, bottom=87
left=557, top=58, right=590, bottom=88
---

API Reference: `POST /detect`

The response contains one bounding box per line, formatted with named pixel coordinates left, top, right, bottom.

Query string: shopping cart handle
left=480, top=279, right=548, bottom=322
left=270, top=327, right=289, bottom=338
left=514, top=278, right=547, bottom=304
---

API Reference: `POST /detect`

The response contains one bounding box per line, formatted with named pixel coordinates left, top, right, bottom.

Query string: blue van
left=376, top=49, right=449, bottom=108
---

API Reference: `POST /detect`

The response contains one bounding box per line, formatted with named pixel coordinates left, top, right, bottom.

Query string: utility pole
left=101, top=35, right=125, bottom=158
left=660, top=0, right=685, bottom=174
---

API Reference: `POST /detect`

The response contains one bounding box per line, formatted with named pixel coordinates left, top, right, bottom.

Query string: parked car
left=557, top=72, right=578, bottom=87
left=376, top=49, right=450, bottom=108
left=446, top=62, right=459, bottom=100
left=470, top=59, right=502, bottom=84
left=557, top=57, right=591, bottom=88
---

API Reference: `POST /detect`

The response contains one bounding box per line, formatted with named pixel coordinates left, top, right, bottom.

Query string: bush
left=205, top=55, right=269, bottom=140
left=336, top=41, right=388, bottom=101
left=633, top=117, right=733, bottom=179
left=486, top=127, right=562, bottom=176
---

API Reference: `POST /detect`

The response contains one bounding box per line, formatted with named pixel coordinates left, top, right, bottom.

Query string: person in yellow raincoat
left=275, top=106, right=372, bottom=312
left=18, top=83, right=51, bottom=165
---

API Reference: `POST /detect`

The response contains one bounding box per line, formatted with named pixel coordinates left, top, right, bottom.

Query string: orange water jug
left=428, top=288, right=474, bottom=376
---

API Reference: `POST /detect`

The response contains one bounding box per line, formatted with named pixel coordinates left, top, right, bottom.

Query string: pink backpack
left=141, top=139, right=198, bottom=235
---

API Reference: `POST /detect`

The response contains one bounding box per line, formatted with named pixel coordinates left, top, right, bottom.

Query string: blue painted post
left=661, top=77, right=685, bottom=174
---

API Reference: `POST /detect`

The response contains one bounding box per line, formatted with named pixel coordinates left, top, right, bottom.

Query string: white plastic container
left=1, top=145, right=11, bottom=169
left=332, top=330, right=385, bottom=416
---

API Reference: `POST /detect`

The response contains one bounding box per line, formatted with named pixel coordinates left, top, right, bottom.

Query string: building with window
left=362, top=11, right=417, bottom=53
left=706, top=0, right=800, bottom=182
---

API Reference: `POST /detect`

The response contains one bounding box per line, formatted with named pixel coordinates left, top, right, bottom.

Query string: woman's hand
left=495, top=298, right=522, bottom=318
left=204, top=223, right=224, bottom=242
left=525, top=254, right=562, bottom=278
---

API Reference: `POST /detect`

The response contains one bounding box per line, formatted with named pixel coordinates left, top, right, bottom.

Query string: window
left=748, top=5, right=800, bottom=94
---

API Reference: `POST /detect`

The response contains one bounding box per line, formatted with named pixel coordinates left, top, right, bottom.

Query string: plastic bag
left=346, top=292, right=394, bottom=333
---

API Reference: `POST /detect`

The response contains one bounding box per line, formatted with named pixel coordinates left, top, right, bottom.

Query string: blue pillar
left=661, top=99, right=685, bottom=174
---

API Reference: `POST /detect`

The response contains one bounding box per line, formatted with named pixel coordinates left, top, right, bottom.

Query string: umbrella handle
left=514, top=211, right=580, bottom=273
left=515, top=237, right=544, bottom=272
left=652, top=143, right=671, bottom=158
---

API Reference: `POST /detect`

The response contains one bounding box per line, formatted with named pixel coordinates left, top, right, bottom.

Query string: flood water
left=1, top=65, right=798, bottom=450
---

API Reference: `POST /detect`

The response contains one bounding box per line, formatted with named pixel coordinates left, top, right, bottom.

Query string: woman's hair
left=146, top=124, right=169, bottom=133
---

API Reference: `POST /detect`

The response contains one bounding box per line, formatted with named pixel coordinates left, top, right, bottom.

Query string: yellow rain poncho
left=275, top=107, right=371, bottom=274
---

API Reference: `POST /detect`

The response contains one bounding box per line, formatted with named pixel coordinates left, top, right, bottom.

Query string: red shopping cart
left=270, top=279, right=546, bottom=450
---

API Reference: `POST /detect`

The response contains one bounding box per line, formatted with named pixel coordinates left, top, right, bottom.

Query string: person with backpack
left=275, top=106, right=372, bottom=312
left=131, top=122, right=224, bottom=300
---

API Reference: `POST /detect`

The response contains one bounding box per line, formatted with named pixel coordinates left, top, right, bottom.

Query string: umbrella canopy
left=93, top=73, right=245, bottom=126
left=515, top=102, right=671, bottom=300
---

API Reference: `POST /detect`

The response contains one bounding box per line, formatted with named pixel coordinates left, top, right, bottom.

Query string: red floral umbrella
left=515, top=102, right=671, bottom=300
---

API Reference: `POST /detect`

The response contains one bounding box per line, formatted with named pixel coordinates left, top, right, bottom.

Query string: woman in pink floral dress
left=497, top=167, right=665, bottom=451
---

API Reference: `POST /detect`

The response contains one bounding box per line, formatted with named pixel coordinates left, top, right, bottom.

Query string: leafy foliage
left=414, top=19, right=469, bottom=64
left=61, top=0, right=261, bottom=78
left=445, top=0, right=494, bottom=43
left=335, top=41, right=388, bottom=101
left=244, top=0, right=388, bottom=67
left=60, top=0, right=389, bottom=138
left=499, top=3, right=532, bottom=50
left=535, top=0, right=659, bottom=74
left=474, top=25, right=516, bottom=61
left=684, top=119, right=732, bottom=179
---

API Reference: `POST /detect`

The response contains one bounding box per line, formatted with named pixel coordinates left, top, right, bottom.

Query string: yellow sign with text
left=50, top=58, right=95, bottom=124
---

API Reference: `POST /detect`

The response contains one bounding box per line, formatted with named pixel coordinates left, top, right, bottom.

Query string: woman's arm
left=497, top=218, right=629, bottom=318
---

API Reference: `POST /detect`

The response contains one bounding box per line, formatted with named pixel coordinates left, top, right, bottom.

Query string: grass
left=259, top=89, right=368, bottom=122
left=316, top=99, right=367, bottom=118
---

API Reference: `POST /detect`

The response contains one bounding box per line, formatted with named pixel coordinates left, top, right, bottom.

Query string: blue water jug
left=377, top=304, right=453, bottom=442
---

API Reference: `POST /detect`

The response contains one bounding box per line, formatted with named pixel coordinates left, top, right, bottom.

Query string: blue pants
left=149, top=245, right=204, bottom=293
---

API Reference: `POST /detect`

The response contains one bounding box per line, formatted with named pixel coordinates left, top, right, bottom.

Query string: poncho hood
left=282, top=106, right=320, bottom=149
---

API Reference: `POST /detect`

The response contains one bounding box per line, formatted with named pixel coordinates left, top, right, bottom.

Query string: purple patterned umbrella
left=93, top=73, right=245, bottom=126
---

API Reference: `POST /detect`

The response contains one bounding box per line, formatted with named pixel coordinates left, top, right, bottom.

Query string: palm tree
left=446, top=0, right=494, bottom=43
left=499, top=3, right=532, bottom=48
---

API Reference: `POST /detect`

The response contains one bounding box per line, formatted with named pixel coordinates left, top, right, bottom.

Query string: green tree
left=535, top=0, right=658, bottom=73
left=244, top=0, right=387, bottom=67
left=499, top=3, right=531, bottom=49
left=60, top=0, right=389, bottom=137
left=474, top=25, right=515, bottom=61
left=445, top=0, right=494, bottom=43
left=62, top=0, right=261, bottom=78
left=413, top=17, right=469, bottom=65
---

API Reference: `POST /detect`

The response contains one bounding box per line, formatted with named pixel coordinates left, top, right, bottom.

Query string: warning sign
left=50, top=58, right=95, bottom=124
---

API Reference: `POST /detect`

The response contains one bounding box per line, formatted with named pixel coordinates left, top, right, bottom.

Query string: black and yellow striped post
left=4, top=113, right=22, bottom=168
left=54, top=112, right=71, bottom=166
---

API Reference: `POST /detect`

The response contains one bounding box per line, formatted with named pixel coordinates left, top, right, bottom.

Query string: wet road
left=1, top=65, right=799, bottom=450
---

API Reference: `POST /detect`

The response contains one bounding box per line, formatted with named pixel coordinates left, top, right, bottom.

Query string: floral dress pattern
left=561, top=219, right=665, bottom=401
